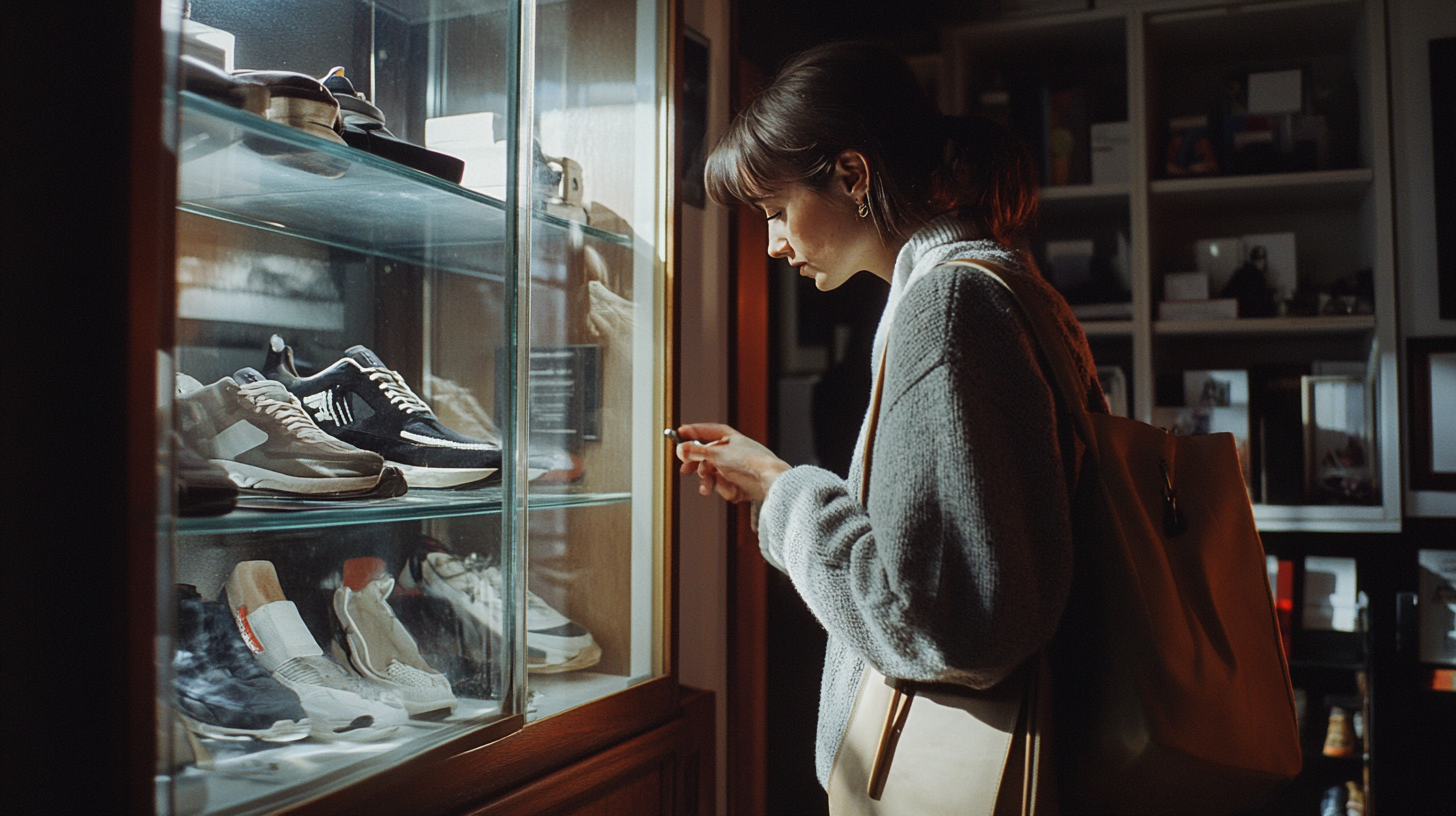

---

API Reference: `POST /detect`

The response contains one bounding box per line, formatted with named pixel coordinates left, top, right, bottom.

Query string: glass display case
left=157, top=0, right=671, bottom=813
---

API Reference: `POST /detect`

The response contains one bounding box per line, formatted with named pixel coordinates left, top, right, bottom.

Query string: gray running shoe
left=332, top=557, right=457, bottom=718
left=176, top=368, right=406, bottom=497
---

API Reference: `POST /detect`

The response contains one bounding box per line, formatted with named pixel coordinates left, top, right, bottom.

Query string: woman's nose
left=767, top=228, right=791, bottom=259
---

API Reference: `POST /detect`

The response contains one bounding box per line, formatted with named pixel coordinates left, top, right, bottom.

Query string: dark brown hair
left=705, top=41, right=1039, bottom=247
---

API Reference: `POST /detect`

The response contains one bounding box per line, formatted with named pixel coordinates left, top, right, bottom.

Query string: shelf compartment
left=176, top=92, right=630, bottom=281
left=1154, top=315, right=1374, bottom=336
left=1147, top=0, right=1365, bottom=67
left=178, top=488, right=632, bottom=535
left=1149, top=169, right=1373, bottom=211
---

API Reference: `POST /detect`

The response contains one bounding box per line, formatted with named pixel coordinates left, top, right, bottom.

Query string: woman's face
left=756, top=153, right=899, bottom=290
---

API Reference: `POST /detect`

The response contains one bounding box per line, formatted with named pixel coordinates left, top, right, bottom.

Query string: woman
left=674, top=42, right=1107, bottom=803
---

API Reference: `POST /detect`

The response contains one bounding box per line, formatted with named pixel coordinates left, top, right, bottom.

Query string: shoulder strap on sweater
left=941, top=259, right=1101, bottom=465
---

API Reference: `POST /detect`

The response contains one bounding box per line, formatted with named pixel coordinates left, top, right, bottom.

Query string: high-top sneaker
left=224, top=561, right=408, bottom=741
left=176, top=368, right=406, bottom=498
left=262, top=336, right=501, bottom=488
left=332, top=557, right=457, bottom=718
left=173, top=584, right=310, bottom=743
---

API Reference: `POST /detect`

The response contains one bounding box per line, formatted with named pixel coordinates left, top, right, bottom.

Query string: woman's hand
left=672, top=423, right=792, bottom=504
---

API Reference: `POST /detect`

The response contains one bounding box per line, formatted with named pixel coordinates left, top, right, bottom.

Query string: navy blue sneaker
left=173, top=585, right=310, bottom=742
left=262, top=336, right=501, bottom=488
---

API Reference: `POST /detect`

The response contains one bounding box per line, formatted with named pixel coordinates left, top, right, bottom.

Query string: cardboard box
left=1091, top=122, right=1130, bottom=185
left=1248, top=69, right=1303, bottom=114
left=1164, top=271, right=1210, bottom=301
left=1159, top=298, right=1239, bottom=321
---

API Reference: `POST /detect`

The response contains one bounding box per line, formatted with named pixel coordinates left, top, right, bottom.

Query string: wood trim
left=296, top=676, right=681, bottom=816
left=128, top=0, right=170, bottom=812
left=466, top=687, right=714, bottom=816
left=667, top=0, right=684, bottom=685
left=727, top=54, right=770, bottom=816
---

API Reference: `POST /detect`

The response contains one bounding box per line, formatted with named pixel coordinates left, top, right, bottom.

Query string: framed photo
left=1302, top=374, right=1375, bottom=504
left=1408, top=336, right=1456, bottom=491
left=678, top=28, right=710, bottom=209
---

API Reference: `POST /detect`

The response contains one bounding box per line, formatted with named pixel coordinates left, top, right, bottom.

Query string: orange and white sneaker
left=224, top=560, right=407, bottom=741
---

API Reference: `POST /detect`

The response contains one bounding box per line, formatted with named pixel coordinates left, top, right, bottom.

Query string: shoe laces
left=384, top=660, right=446, bottom=689
left=367, top=368, right=432, bottom=415
left=240, top=381, right=332, bottom=444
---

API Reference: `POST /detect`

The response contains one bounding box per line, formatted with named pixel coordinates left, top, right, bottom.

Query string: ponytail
left=932, top=114, right=1040, bottom=249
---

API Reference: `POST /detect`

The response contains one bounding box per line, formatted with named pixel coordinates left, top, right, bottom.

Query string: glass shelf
left=176, top=92, right=631, bottom=281
left=177, top=488, right=632, bottom=535
left=186, top=699, right=507, bottom=816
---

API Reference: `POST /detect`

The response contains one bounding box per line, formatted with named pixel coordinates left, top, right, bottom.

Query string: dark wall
left=3, top=3, right=140, bottom=814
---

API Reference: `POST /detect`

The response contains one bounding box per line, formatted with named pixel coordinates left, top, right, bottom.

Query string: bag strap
left=942, top=259, right=1101, bottom=466
left=854, top=259, right=1045, bottom=814
left=858, top=349, right=890, bottom=505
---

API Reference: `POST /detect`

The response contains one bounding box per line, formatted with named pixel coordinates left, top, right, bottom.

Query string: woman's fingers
left=676, top=422, right=739, bottom=443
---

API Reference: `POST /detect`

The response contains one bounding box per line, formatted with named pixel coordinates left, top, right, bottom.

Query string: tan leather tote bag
left=958, top=260, right=1302, bottom=815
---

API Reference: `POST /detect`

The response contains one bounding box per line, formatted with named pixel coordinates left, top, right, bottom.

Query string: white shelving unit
left=943, top=0, right=1400, bottom=532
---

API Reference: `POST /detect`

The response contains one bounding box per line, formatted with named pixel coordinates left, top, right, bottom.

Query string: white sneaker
left=406, top=552, right=600, bottom=673
left=225, top=561, right=408, bottom=741
left=333, top=557, right=457, bottom=717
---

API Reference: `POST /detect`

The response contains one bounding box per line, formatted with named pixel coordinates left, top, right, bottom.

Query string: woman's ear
left=833, top=150, right=871, bottom=201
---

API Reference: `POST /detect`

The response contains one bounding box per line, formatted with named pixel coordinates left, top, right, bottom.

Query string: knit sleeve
left=757, top=268, right=1076, bottom=689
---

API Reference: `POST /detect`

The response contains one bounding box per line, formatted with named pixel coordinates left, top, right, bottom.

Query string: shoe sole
left=215, top=460, right=391, bottom=495
left=527, top=641, right=602, bottom=674
left=387, top=462, right=498, bottom=489
left=178, top=712, right=312, bottom=743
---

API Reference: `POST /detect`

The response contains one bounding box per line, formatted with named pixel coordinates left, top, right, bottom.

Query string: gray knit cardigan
left=757, top=214, right=1107, bottom=788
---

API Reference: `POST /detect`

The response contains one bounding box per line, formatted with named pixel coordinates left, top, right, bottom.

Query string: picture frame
left=678, top=27, right=710, bottom=209
left=1302, top=374, right=1375, bottom=504
left=1408, top=336, right=1456, bottom=492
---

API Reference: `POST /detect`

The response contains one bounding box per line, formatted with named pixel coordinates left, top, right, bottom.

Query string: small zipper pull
left=1161, top=458, right=1188, bottom=537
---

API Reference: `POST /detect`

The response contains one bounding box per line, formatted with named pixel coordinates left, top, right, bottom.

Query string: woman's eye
left=765, top=211, right=782, bottom=221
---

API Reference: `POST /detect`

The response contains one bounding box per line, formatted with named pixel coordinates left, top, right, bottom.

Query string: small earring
left=857, top=198, right=870, bottom=219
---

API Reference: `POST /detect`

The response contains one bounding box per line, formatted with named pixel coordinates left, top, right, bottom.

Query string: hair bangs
left=704, top=116, right=786, bottom=208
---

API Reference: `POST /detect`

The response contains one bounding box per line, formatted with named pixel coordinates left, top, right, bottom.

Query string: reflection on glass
left=523, top=0, right=663, bottom=721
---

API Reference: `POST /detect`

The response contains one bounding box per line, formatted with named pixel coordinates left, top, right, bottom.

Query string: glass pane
left=523, top=0, right=665, bottom=720
left=161, top=0, right=521, bottom=812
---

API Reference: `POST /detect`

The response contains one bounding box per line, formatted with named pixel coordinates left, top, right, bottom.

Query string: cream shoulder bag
left=826, top=259, right=1050, bottom=816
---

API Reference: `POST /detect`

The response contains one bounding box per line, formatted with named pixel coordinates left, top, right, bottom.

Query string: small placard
left=496, top=344, right=603, bottom=452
